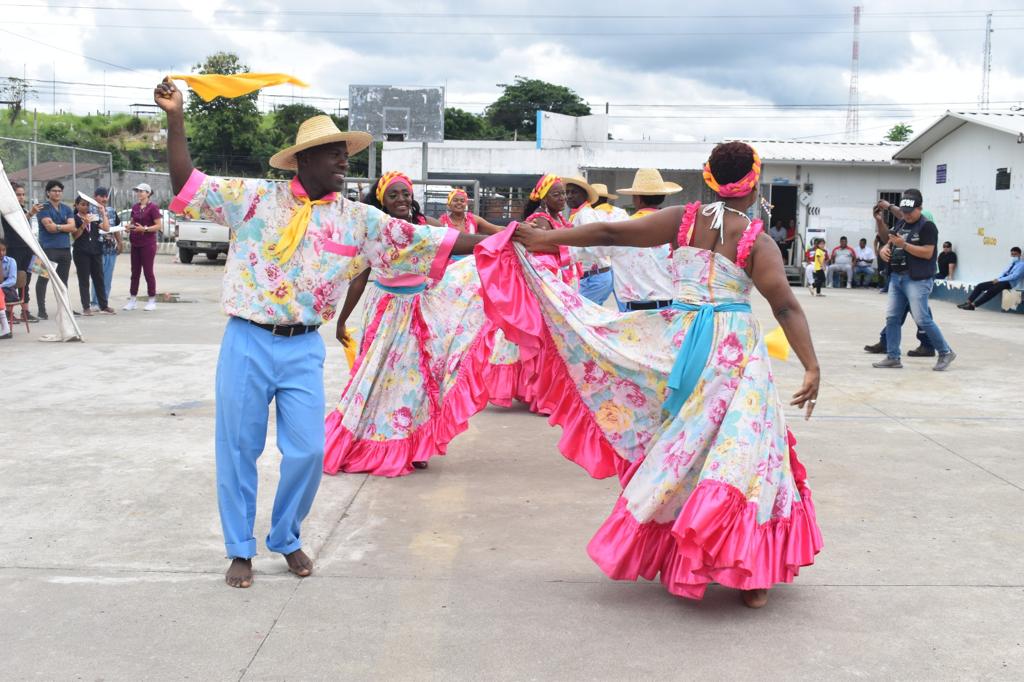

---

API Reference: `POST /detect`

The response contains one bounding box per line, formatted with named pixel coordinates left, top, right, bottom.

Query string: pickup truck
left=176, top=218, right=230, bottom=263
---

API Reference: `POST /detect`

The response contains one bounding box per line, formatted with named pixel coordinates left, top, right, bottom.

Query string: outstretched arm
left=513, top=206, right=683, bottom=251
left=154, top=78, right=195, bottom=194
left=747, top=234, right=820, bottom=420
left=335, top=268, right=371, bottom=345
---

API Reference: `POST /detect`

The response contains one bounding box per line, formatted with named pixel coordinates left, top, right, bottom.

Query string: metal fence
left=0, top=136, right=113, bottom=204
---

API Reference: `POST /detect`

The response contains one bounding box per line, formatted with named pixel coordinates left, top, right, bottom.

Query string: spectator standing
left=90, top=187, right=122, bottom=311
left=811, top=238, right=827, bottom=296
left=34, top=180, right=76, bottom=319
left=853, top=237, right=876, bottom=287
left=872, top=190, right=955, bottom=371
left=1, top=182, right=43, bottom=321
left=124, top=183, right=161, bottom=312
left=827, top=236, right=856, bottom=288
left=936, top=241, right=957, bottom=280
left=957, top=246, right=1024, bottom=310
left=71, top=196, right=115, bottom=316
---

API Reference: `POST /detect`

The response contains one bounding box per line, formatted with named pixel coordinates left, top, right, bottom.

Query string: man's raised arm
left=154, top=78, right=195, bottom=195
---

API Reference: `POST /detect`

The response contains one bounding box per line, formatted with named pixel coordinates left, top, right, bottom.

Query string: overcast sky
left=2, top=0, right=1023, bottom=143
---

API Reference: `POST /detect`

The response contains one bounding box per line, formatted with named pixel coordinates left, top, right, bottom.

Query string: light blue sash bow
left=374, top=281, right=427, bottom=295
left=664, top=301, right=751, bottom=415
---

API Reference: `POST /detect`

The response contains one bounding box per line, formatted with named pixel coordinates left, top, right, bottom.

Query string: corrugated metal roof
left=894, top=111, right=1024, bottom=160
left=736, top=139, right=905, bottom=164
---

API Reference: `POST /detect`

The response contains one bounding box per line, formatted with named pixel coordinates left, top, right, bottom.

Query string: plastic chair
left=5, top=271, right=31, bottom=334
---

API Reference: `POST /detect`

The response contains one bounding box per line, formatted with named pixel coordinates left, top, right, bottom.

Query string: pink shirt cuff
left=168, top=169, right=207, bottom=214
left=428, top=228, right=459, bottom=280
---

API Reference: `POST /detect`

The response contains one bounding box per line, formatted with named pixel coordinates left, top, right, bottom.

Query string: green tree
left=485, top=77, right=591, bottom=139
left=0, top=77, right=35, bottom=124
left=444, top=107, right=507, bottom=140
left=885, top=123, right=914, bottom=142
left=185, top=52, right=263, bottom=175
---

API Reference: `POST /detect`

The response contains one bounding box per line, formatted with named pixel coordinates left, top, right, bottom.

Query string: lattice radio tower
left=845, top=5, right=862, bottom=140
left=980, top=13, right=993, bottom=110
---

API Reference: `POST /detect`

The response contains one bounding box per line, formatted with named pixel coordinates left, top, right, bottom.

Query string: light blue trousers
left=884, top=273, right=951, bottom=358
left=579, top=269, right=614, bottom=305
left=215, top=316, right=325, bottom=559
left=91, top=251, right=117, bottom=307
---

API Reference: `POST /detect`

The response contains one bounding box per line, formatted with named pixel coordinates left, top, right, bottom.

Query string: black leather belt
left=581, top=266, right=612, bottom=279
left=623, top=299, right=673, bottom=311
left=246, top=319, right=321, bottom=337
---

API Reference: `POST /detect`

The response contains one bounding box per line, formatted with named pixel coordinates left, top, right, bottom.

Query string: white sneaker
left=123, top=297, right=137, bottom=311
left=144, top=298, right=157, bottom=312
left=89, top=305, right=100, bottom=312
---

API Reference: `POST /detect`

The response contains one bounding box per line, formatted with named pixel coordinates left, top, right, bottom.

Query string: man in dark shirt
left=34, top=180, right=77, bottom=319
left=936, top=241, right=957, bottom=279
left=871, top=189, right=956, bottom=371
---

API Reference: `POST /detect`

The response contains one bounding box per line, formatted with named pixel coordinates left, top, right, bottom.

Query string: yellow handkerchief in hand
left=343, top=331, right=357, bottom=370
left=765, top=326, right=791, bottom=361
left=168, top=73, right=309, bottom=102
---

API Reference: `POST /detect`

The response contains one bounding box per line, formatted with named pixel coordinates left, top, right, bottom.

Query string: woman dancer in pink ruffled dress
left=478, top=143, right=823, bottom=607
left=323, top=172, right=490, bottom=476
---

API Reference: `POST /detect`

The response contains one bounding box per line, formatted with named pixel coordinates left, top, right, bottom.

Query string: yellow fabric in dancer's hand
left=167, top=73, right=309, bottom=102
left=765, top=326, right=791, bottom=361
left=342, top=331, right=357, bottom=370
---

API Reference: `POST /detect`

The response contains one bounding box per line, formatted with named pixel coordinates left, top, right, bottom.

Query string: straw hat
left=562, top=176, right=599, bottom=204
left=591, top=183, right=618, bottom=200
left=269, top=115, right=373, bottom=170
left=616, top=168, right=682, bottom=196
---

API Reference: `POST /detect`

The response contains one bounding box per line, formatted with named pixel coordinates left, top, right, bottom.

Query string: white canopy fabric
left=0, top=158, right=83, bottom=342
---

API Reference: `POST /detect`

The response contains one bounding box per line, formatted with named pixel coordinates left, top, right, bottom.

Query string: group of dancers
left=154, top=77, right=822, bottom=607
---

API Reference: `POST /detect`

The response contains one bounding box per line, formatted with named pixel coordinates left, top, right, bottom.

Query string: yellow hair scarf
left=529, top=174, right=560, bottom=201
left=273, top=177, right=334, bottom=263
left=168, top=73, right=309, bottom=102
left=376, top=171, right=414, bottom=204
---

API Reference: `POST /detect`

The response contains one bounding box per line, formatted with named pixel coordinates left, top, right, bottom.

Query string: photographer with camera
left=871, top=190, right=955, bottom=371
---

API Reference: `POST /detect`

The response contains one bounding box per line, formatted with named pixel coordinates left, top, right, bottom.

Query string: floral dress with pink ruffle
left=474, top=201, right=823, bottom=599
left=322, top=227, right=490, bottom=477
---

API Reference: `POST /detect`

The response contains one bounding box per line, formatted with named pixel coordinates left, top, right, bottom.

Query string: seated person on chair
left=958, top=246, right=1024, bottom=310
left=853, top=238, right=876, bottom=287
left=827, top=236, right=856, bottom=288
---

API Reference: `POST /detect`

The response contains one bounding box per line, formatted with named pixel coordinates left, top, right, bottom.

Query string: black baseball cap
left=94, top=186, right=109, bottom=196
left=899, top=188, right=923, bottom=212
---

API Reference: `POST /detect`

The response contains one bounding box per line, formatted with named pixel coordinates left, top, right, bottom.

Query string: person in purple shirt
left=123, top=182, right=162, bottom=312
left=958, top=246, right=1024, bottom=310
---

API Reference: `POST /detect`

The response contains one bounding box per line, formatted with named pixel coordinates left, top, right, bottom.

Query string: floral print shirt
left=170, top=171, right=458, bottom=326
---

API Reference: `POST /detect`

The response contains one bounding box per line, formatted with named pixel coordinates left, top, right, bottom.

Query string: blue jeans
left=215, top=317, right=325, bottom=558
left=885, top=273, right=951, bottom=358
left=90, top=251, right=118, bottom=308
left=579, top=269, right=613, bottom=305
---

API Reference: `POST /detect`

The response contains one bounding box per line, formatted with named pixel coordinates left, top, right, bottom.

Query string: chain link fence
left=0, top=136, right=112, bottom=204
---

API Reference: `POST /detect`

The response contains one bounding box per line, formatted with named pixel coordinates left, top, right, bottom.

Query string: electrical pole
left=980, top=13, right=993, bottom=110
left=845, top=5, right=861, bottom=141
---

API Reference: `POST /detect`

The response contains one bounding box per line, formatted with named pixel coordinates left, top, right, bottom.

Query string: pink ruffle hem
left=586, top=431, right=823, bottom=599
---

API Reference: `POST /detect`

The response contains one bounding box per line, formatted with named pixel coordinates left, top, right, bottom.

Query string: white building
left=893, top=111, right=1024, bottom=286
left=383, top=111, right=917, bottom=254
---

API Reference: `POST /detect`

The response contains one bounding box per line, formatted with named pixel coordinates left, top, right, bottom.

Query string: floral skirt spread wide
left=323, top=257, right=490, bottom=477
left=474, top=227, right=823, bottom=599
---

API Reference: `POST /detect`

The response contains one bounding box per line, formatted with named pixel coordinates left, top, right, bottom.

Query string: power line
left=0, top=28, right=138, bottom=72
left=3, top=20, right=1022, bottom=36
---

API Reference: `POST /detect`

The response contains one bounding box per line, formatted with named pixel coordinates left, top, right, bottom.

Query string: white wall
left=383, top=142, right=582, bottom=179
left=918, top=123, right=1024, bottom=284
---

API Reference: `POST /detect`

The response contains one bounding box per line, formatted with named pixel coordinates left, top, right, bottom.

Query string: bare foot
left=741, top=589, right=769, bottom=608
left=225, top=558, right=253, bottom=588
left=284, top=549, right=313, bottom=577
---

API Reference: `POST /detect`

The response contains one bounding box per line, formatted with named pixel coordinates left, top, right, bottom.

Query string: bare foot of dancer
left=741, top=589, right=769, bottom=608
left=225, top=558, right=253, bottom=588
left=284, top=549, right=313, bottom=577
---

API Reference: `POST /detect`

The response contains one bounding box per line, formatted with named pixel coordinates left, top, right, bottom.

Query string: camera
left=889, top=229, right=909, bottom=269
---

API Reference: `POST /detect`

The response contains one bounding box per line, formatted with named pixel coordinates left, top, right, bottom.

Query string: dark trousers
left=7, top=246, right=34, bottom=306
left=73, top=248, right=107, bottom=311
left=35, top=247, right=71, bottom=315
left=813, top=269, right=825, bottom=294
left=879, top=302, right=932, bottom=351
left=129, top=241, right=157, bottom=297
left=968, top=280, right=1011, bottom=307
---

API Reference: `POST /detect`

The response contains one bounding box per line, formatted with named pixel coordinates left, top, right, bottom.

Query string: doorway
left=770, top=184, right=798, bottom=264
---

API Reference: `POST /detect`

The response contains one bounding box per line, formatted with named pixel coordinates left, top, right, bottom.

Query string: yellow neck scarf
left=274, top=177, right=335, bottom=263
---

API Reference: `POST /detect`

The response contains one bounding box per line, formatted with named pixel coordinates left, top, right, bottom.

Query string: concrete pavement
left=2, top=256, right=1022, bottom=680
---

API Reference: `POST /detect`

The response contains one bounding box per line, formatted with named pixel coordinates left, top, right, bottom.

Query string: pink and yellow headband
left=447, top=188, right=468, bottom=205
left=703, top=148, right=762, bottom=198
left=529, top=173, right=560, bottom=202
left=376, top=171, right=413, bottom=204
